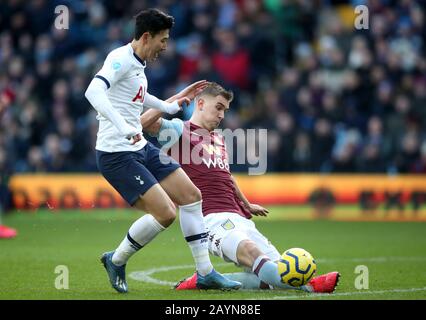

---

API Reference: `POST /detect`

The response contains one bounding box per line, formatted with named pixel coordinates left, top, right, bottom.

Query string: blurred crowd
left=0, top=0, right=425, bottom=175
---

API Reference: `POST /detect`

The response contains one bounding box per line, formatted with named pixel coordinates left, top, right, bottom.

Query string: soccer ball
left=277, top=248, right=317, bottom=287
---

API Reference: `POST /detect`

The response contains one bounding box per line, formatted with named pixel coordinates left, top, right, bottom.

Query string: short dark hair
left=134, top=8, right=174, bottom=40
left=197, top=82, right=234, bottom=102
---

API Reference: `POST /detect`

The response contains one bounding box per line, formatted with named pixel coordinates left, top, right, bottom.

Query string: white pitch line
left=129, top=265, right=194, bottom=286
left=265, top=287, right=426, bottom=300
left=129, top=263, right=229, bottom=286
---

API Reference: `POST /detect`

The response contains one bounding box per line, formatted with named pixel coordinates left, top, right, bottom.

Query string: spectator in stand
left=0, top=0, right=424, bottom=177
left=211, top=28, right=251, bottom=91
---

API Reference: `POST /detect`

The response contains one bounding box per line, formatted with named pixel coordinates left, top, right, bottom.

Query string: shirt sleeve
left=144, top=93, right=181, bottom=114
left=154, top=118, right=184, bottom=146
left=85, top=78, right=139, bottom=139
left=94, top=52, right=130, bottom=89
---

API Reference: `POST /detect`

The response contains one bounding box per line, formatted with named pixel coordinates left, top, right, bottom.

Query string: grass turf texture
left=1, top=206, right=425, bottom=300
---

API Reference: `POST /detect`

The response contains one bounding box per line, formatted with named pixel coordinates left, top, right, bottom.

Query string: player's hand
left=248, top=204, right=269, bottom=217
left=177, top=80, right=209, bottom=100
left=127, top=133, right=142, bottom=145
left=176, top=96, right=191, bottom=109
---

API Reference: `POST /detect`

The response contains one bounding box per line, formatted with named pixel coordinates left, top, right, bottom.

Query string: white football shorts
left=204, top=212, right=281, bottom=268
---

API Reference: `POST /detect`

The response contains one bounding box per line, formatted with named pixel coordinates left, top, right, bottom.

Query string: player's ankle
left=197, top=264, right=213, bottom=276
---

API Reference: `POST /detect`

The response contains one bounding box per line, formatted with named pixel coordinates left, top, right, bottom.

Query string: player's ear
left=197, top=98, right=204, bottom=111
left=141, top=32, right=150, bottom=44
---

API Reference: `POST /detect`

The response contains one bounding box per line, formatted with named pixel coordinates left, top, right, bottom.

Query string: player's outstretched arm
left=140, top=109, right=164, bottom=135
left=231, top=175, right=269, bottom=217
left=141, top=96, right=188, bottom=136
left=144, top=79, right=208, bottom=115
left=143, top=93, right=188, bottom=114
left=141, top=80, right=209, bottom=134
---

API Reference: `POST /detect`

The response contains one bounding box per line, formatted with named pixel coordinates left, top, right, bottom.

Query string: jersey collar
left=128, top=43, right=146, bottom=67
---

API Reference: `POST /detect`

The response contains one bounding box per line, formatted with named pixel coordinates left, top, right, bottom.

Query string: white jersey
left=93, top=43, right=148, bottom=152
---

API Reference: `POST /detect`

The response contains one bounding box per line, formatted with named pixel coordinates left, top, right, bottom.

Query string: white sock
left=179, top=200, right=213, bottom=276
left=112, top=214, right=165, bottom=266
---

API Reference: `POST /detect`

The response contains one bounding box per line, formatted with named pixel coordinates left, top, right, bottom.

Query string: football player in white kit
left=140, top=82, right=340, bottom=293
left=85, top=9, right=241, bottom=293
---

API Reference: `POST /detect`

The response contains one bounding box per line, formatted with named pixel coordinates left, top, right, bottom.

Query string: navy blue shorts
left=96, top=142, right=180, bottom=206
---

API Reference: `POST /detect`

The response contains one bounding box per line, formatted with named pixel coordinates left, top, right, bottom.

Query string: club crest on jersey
left=221, top=219, right=235, bottom=230
left=213, top=135, right=224, bottom=146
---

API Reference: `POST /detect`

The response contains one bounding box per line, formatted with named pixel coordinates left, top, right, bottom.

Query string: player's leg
left=175, top=213, right=260, bottom=290
left=223, top=222, right=312, bottom=291
left=146, top=143, right=240, bottom=289
left=101, top=184, right=176, bottom=294
left=158, top=168, right=212, bottom=274
left=222, top=238, right=275, bottom=290
left=175, top=214, right=304, bottom=291
left=111, top=184, right=176, bottom=267
left=0, top=185, right=17, bottom=239
left=219, top=231, right=301, bottom=290
left=97, top=148, right=175, bottom=293
left=175, top=213, right=339, bottom=292
left=224, top=226, right=339, bottom=293
left=146, top=143, right=212, bottom=275
left=174, top=234, right=284, bottom=290
left=159, top=169, right=241, bottom=289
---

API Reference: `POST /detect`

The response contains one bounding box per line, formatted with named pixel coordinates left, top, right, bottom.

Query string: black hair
left=134, top=8, right=174, bottom=40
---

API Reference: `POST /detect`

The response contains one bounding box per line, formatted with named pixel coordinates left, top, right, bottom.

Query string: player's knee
left=156, top=203, right=176, bottom=227
left=239, top=240, right=263, bottom=263
left=240, top=240, right=257, bottom=254
left=183, top=186, right=202, bottom=205
left=165, top=205, right=177, bottom=226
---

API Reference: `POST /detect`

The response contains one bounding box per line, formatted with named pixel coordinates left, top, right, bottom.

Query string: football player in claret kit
left=85, top=9, right=241, bottom=293
left=141, top=82, right=340, bottom=292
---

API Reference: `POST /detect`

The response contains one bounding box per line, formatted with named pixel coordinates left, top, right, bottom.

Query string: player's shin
left=224, top=272, right=271, bottom=289
left=112, top=214, right=165, bottom=266
left=252, top=256, right=305, bottom=291
left=179, top=200, right=213, bottom=276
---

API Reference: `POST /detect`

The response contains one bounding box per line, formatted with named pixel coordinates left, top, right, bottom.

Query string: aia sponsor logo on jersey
left=132, top=85, right=145, bottom=103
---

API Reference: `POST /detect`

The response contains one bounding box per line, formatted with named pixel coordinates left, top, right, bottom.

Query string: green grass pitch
left=1, top=206, right=425, bottom=300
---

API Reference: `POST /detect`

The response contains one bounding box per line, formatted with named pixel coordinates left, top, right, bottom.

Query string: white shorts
left=204, top=212, right=281, bottom=268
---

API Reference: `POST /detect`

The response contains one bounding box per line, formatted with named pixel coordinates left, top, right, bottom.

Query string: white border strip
left=266, top=287, right=426, bottom=300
